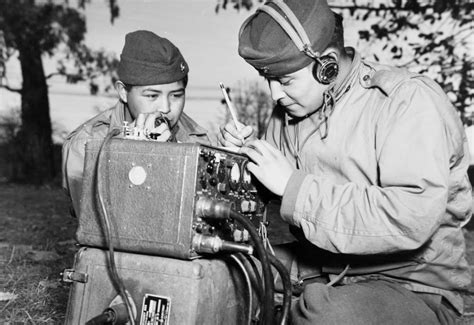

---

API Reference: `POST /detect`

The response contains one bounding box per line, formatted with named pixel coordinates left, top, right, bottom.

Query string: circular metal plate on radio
left=128, top=165, right=147, bottom=185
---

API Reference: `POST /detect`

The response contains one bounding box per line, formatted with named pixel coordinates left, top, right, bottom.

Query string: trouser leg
left=271, top=243, right=460, bottom=325
left=291, top=279, right=457, bottom=325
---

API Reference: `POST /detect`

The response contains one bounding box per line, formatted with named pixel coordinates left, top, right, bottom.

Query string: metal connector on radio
left=195, top=197, right=235, bottom=219
left=192, top=234, right=253, bottom=255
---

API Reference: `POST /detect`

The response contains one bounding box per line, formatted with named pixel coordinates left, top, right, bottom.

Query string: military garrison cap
left=118, top=30, right=189, bottom=86
left=238, top=0, right=335, bottom=77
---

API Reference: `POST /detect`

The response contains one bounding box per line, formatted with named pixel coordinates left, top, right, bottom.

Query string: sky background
left=82, top=0, right=259, bottom=87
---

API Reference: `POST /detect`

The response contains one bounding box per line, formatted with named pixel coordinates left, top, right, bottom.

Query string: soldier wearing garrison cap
left=219, top=0, right=472, bottom=323
left=63, top=30, right=210, bottom=216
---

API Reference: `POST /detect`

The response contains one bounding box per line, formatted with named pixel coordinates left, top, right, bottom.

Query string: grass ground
left=0, top=182, right=473, bottom=323
left=0, top=183, right=78, bottom=323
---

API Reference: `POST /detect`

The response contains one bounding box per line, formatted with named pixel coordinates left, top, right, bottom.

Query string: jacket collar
left=332, top=47, right=361, bottom=102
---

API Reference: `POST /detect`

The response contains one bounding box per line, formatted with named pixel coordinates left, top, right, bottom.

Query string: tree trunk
left=15, top=37, right=56, bottom=184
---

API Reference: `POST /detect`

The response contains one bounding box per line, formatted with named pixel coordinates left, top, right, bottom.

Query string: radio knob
left=217, top=182, right=227, bottom=193
left=200, top=150, right=209, bottom=161
left=209, top=177, right=218, bottom=187
left=207, top=163, right=214, bottom=174
left=199, top=175, right=207, bottom=189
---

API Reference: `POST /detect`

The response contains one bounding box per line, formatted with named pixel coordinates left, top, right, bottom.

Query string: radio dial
left=242, top=163, right=252, bottom=190
left=229, top=162, right=240, bottom=190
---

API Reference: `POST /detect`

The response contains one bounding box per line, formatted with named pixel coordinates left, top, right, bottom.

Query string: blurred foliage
left=0, top=0, right=119, bottom=184
left=0, top=0, right=119, bottom=93
left=340, top=0, right=473, bottom=123
left=217, top=0, right=473, bottom=124
left=223, top=81, right=273, bottom=138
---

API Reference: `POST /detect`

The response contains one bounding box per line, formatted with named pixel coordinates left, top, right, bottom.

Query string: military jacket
left=265, top=49, right=472, bottom=313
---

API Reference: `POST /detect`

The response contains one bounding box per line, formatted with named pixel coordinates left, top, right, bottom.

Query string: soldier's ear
left=115, top=81, right=128, bottom=103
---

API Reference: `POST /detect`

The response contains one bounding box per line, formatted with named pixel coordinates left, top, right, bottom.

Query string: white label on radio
left=140, top=294, right=171, bottom=325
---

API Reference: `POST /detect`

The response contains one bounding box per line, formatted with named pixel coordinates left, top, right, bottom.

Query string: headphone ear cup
left=313, top=56, right=339, bottom=85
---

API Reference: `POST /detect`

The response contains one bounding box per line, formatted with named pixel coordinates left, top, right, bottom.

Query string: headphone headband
left=257, top=0, right=321, bottom=60
left=254, top=0, right=339, bottom=84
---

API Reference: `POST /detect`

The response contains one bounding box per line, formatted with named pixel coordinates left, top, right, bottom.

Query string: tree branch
left=45, top=70, right=89, bottom=83
left=45, top=72, right=62, bottom=79
left=0, top=83, right=22, bottom=93
left=222, top=0, right=471, bottom=12
left=329, top=3, right=470, bottom=12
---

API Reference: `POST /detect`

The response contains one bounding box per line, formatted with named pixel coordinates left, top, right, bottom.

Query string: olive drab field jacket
left=265, top=49, right=472, bottom=313
left=62, top=101, right=210, bottom=217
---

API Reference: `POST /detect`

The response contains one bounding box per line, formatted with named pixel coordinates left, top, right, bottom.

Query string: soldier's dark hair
left=326, top=13, right=345, bottom=51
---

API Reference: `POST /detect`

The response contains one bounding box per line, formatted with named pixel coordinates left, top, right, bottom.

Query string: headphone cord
left=283, top=84, right=336, bottom=168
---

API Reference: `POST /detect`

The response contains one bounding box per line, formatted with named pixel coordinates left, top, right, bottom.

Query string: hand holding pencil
left=218, top=82, right=255, bottom=148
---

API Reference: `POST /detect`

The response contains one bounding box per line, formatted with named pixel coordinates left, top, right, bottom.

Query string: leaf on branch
left=433, top=0, right=447, bottom=14
left=393, top=53, right=402, bottom=59
left=460, top=18, right=471, bottom=26
left=393, top=0, right=402, bottom=9
left=405, top=0, right=421, bottom=14
left=419, top=33, right=433, bottom=40
left=362, top=11, right=370, bottom=21
left=359, top=30, right=370, bottom=41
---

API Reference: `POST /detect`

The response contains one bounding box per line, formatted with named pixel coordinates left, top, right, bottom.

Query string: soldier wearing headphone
left=218, top=0, right=472, bottom=323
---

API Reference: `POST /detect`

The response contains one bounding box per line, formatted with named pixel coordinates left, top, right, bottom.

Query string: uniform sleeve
left=62, top=128, right=89, bottom=217
left=280, top=79, right=457, bottom=254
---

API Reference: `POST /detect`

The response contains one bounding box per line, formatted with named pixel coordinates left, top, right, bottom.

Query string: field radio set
left=76, top=138, right=269, bottom=259
left=65, top=135, right=289, bottom=325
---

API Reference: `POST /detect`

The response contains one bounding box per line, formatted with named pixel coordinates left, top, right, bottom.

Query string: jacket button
left=363, top=75, right=370, bottom=81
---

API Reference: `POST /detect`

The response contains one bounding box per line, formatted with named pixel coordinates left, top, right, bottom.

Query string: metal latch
left=61, top=268, right=88, bottom=283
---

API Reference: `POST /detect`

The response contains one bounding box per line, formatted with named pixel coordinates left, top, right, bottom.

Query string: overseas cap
left=118, top=30, right=189, bottom=86
left=238, top=0, right=335, bottom=77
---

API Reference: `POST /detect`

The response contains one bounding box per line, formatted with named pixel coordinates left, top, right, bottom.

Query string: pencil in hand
left=219, top=82, right=243, bottom=131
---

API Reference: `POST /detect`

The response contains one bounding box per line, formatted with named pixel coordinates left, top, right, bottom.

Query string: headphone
left=257, top=0, right=339, bottom=85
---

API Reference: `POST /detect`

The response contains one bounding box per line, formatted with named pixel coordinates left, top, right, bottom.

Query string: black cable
left=95, top=129, right=135, bottom=325
left=85, top=312, right=113, bottom=325
left=229, top=254, right=254, bottom=325
left=229, top=210, right=275, bottom=325
left=268, top=253, right=291, bottom=325
left=233, top=253, right=265, bottom=324
left=86, top=303, right=129, bottom=325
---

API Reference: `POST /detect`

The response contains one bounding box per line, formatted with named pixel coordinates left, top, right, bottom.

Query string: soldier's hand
left=240, top=139, right=295, bottom=196
left=218, top=120, right=255, bottom=148
left=133, top=112, right=171, bottom=142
